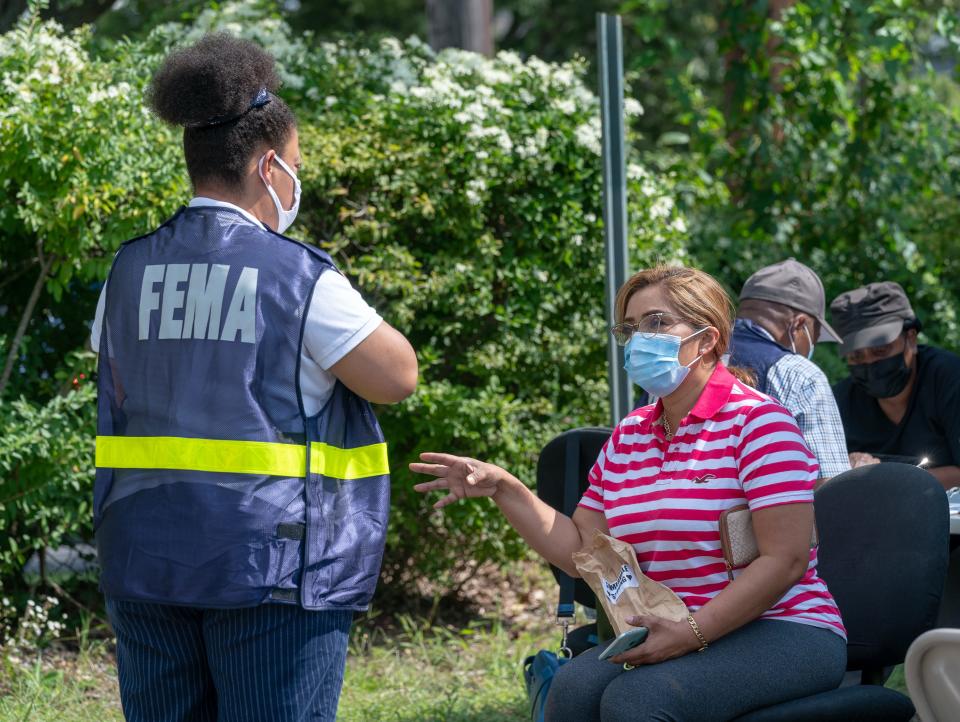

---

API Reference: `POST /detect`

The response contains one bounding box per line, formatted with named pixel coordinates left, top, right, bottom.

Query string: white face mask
left=258, top=153, right=301, bottom=233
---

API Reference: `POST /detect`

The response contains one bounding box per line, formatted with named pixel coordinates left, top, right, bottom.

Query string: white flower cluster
left=1, top=593, right=65, bottom=669
left=87, top=81, right=132, bottom=105
left=20, top=597, right=65, bottom=640
left=0, top=19, right=88, bottom=117
left=625, top=97, right=644, bottom=117
left=645, top=191, right=689, bottom=235
left=465, top=178, right=486, bottom=206
left=628, top=163, right=660, bottom=195
left=131, top=4, right=679, bottom=233
left=515, top=126, right=550, bottom=159
left=379, top=37, right=420, bottom=88
left=312, top=35, right=425, bottom=103
left=310, top=37, right=677, bottom=217
left=372, top=41, right=604, bottom=190
left=574, top=118, right=602, bottom=155
left=466, top=124, right=514, bottom=153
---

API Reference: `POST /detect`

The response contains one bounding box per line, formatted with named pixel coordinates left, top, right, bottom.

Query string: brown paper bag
left=571, top=531, right=688, bottom=636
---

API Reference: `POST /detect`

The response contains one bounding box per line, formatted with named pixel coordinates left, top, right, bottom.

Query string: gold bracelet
left=686, top=615, right=708, bottom=652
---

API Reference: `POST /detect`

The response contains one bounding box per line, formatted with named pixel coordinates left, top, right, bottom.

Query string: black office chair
left=536, top=427, right=612, bottom=655
left=736, top=463, right=949, bottom=721
left=936, top=546, right=960, bottom=627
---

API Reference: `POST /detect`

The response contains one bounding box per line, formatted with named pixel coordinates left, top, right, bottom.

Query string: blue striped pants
left=106, top=597, right=353, bottom=722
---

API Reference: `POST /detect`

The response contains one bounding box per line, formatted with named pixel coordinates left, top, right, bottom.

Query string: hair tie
left=186, top=87, right=271, bottom=129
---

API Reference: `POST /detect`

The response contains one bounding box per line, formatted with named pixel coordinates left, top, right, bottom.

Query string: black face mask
left=849, top=352, right=912, bottom=399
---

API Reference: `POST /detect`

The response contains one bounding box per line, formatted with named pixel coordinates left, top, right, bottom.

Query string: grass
left=0, top=631, right=914, bottom=722
left=0, top=559, right=560, bottom=721
left=0, top=643, right=123, bottom=722
left=0, top=615, right=555, bottom=722
left=0, top=558, right=914, bottom=722
left=339, top=614, right=554, bottom=722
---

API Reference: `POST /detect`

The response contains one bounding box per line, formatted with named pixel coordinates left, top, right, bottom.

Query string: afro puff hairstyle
left=147, top=33, right=296, bottom=190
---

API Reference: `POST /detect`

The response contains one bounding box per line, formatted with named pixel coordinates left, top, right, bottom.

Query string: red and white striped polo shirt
left=579, top=364, right=846, bottom=638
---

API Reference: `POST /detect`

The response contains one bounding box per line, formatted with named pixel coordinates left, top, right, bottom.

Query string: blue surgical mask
left=623, top=328, right=707, bottom=397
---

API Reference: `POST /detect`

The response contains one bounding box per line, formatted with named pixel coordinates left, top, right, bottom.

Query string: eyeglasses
left=611, top=312, right=688, bottom=346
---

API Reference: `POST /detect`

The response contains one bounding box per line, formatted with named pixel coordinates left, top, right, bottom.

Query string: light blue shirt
left=752, top=325, right=851, bottom=478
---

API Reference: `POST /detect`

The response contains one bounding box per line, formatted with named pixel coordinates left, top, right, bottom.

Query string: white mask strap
left=789, top=319, right=805, bottom=355
left=681, top=327, right=708, bottom=344
left=803, top=324, right=815, bottom=360
left=269, top=154, right=298, bottom=192
left=682, top=327, right=708, bottom=369
left=789, top=319, right=814, bottom=359
left=259, top=155, right=299, bottom=207
left=258, top=153, right=301, bottom=233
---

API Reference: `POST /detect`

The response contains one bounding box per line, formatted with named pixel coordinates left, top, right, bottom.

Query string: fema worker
left=728, top=259, right=850, bottom=484
left=90, top=34, right=417, bottom=721
left=831, top=281, right=960, bottom=490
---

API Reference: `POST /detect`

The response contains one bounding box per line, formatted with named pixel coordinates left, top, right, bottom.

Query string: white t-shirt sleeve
left=90, top=282, right=107, bottom=352
left=298, top=270, right=382, bottom=416
left=302, top=270, right=382, bottom=370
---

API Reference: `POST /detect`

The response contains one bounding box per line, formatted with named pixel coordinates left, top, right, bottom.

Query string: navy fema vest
left=727, top=318, right=792, bottom=399
left=94, top=205, right=390, bottom=610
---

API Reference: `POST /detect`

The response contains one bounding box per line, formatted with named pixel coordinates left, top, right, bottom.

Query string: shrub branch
left=0, top=243, right=56, bottom=398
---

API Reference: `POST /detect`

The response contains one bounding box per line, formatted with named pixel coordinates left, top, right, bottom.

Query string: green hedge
left=5, top=0, right=958, bottom=596
left=673, top=0, right=960, bottom=366
left=0, top=2, right=699, bottom=590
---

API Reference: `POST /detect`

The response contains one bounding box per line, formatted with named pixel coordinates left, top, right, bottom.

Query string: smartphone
left=597, top=626, right=649, bottom=661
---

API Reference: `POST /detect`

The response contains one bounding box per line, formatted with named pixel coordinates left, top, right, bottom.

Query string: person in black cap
left=728, top=259, right=850, bottom=483
left=831, top=281, right=960, bottom=490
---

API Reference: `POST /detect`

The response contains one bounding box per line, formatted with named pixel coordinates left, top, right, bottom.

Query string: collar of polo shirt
left=647, top=364, right=736, bottom=433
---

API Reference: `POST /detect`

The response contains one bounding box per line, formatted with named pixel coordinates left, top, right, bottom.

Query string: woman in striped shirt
left=411, top=266, right=846, bottom=721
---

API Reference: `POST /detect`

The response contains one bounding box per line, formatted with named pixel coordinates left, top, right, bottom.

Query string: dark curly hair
left=147, top=33, right=296, bottom=189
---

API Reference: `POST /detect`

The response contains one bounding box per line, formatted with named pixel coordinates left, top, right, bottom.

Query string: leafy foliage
left=0, top=2, right=699, bottom=590
left=285, top=34, right=697, bottom=588
left=632, top=0, right=960, bottom=366
left=2, top=0, right=959, bottom=597
left=0, top=371, right=95, bottom=579
left=0, top=3, right=186, bottom=585
left=0, top=4, right=187, bottom=402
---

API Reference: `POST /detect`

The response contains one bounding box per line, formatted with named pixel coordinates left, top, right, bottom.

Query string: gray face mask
left=258, top=153, right=301, bottom=233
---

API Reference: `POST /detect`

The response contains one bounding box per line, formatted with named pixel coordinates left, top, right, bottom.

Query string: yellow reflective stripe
left=96, top=436, right=389, bottom=480
left=310, top=442, right=389, bottom=480
left=96, top=436, right=306, bottom=477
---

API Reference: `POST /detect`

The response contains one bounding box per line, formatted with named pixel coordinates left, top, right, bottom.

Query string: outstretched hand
left=409, top=453, right=504, bottom=510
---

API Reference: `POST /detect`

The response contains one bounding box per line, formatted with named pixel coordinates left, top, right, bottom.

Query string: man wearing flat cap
left=729, top=259, right=851, bottom=483
left=831, top=281, right=960, bottom=490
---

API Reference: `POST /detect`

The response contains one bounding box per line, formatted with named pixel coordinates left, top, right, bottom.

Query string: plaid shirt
left=763, top=351, right=851, bottom=479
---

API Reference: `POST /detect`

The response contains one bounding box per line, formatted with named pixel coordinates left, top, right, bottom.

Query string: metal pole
left=598, top=13, right=633, bottom=427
